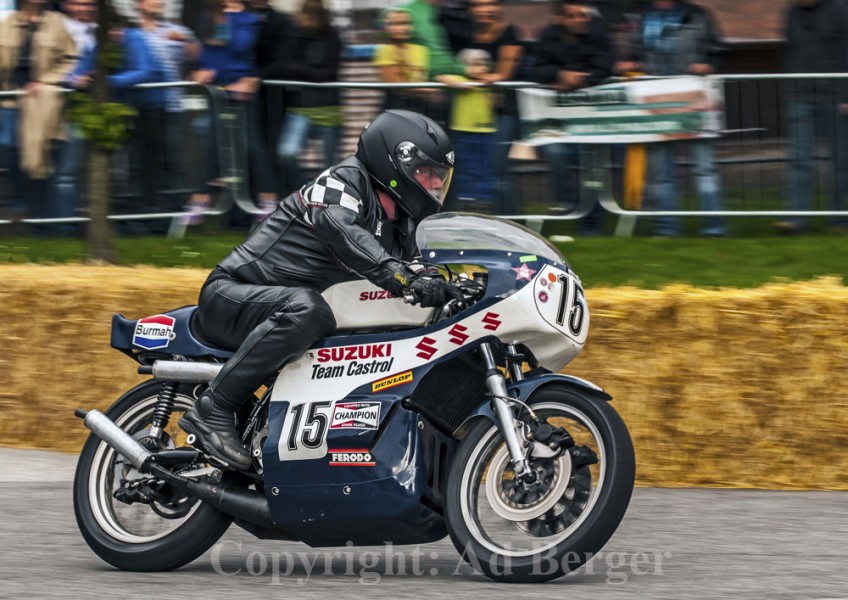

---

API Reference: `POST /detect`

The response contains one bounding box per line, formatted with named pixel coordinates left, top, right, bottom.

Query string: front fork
left=479, top=343, right=533, bottom=479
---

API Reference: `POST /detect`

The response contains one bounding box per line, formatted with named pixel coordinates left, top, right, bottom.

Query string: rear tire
left=444, top=383, right=635, bottom=582
left=73, top=380, right=233, bottom=571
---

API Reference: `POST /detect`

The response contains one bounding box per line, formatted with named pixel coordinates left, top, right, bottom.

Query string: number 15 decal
left=556, top=274, right=586, bottom=337
left=278, top=399, right=334, bottom=461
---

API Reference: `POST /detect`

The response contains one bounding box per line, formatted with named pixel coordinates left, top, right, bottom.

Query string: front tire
left=444, top=384, right=635, bottom=583
left=73, top=380, right=233, bottom=571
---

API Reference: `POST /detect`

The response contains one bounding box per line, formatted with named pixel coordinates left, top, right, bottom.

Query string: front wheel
left=73, top=380, right=233, bottom=571
left=444, top=384, right=635, bottom=583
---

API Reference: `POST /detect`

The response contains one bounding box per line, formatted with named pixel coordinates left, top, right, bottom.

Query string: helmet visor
left=395, top=141, right=453, bottom=205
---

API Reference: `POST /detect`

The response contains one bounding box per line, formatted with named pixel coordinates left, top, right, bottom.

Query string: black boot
left=179, top=393, right=253, bottom=470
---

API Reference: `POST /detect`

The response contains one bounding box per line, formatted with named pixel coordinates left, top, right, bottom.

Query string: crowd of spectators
left=1, top=0, right=847, bottom=237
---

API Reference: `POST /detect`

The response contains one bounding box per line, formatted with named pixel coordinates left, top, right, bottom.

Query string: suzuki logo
left=482, top=312, right=502, bottom=331
left=448, top=324, right=469, bottom=346
left=415, top=336, right=438, bottom=360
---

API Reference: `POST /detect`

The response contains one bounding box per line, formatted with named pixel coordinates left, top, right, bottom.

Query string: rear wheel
left=445, top=384, right=635, bottom=582
left=73, top=380, right=233, bottom=571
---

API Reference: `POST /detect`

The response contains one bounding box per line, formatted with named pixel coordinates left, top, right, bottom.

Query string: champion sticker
left=372, top=370, right=413, bottom=392
left=328, top=449, right=375, bottom=467
left=132, top=315, right=176, bottom=350
left=330, top=402, right=381, bottom=429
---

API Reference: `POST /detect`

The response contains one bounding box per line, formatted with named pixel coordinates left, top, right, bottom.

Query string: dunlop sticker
left=372, top=370, right=413, bottom=392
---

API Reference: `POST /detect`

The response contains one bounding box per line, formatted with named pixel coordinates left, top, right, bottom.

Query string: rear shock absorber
left=148, top=382, right=179, bottom=441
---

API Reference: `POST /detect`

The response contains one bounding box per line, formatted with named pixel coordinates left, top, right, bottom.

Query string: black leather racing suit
left=194, top=156, right=420, bottom=410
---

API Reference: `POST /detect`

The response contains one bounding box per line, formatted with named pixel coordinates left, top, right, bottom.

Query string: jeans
left=277, top=112, right=341, bottom=194
left=540, top=142, right=604, bottom=233
left=494, top=113, right=520, bottom=215
left=650, top=140, right=726, bottom=237
left=452, top=131, right=496, bottom=205
left=0, top=107, right=51, bottom=233
left=787, top=96, right=848, bottom=228
left=0, top=107, right=24, bottom=215
left=52, top=123, right=85, bottom=235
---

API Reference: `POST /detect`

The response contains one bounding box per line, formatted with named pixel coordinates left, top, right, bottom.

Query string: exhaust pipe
left=148, top=463, right=274, bottom=529
left=75, top=408, right=274, bottom=529
left=138, top=360, right=223, bottom=383
left=75, top=409, right=153, bottom=470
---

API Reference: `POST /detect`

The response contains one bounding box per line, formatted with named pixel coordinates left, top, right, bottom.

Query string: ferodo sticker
left=328, top=449, right=375, bottom=466
left=132, top=315, right=176, bottom=350
left=372, top=370, right=413, bottom=392
left=330, top=402, right=381, bottom=429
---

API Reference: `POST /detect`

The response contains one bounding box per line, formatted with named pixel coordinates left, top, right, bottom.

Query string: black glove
left=407, top=274, right=462, bottom=308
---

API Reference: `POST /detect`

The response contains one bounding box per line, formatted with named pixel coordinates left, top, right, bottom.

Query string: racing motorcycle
left=73, top=213, right=635, bottom=583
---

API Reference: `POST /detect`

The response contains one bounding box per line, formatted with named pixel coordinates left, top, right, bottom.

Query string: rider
left=179, top=110, right=457, bottom=469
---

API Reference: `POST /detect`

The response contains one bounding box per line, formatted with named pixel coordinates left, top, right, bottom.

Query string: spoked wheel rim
left=88, top=394, right=203, bottom=543
left=459, top=402, right=607, bottom=558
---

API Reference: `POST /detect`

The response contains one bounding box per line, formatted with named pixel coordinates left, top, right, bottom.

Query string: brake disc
left=484, top=445, right=572, bottom=522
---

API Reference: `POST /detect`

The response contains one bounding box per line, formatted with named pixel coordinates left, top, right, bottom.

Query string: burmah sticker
left=132, top=315, right=175, bottom=350
left=330, top=402, right=381, bottom=429
left=371, top=370, right=413, bottom=392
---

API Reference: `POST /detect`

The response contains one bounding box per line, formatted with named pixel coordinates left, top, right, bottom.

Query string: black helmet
left=356, top=110, right=454, bottom=222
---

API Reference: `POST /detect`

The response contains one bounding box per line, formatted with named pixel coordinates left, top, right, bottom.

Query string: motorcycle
left=73, top=213, right=635, bottom=583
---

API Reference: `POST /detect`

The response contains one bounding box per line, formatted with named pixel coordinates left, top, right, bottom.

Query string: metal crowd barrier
left=594, top=73, right=848, bottom=225
left=3, top=74, right=848, bottom=236
left=0, top=82, right=262, bottom=236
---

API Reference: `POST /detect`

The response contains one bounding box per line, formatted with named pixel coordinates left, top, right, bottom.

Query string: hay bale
left=569, top=278, right=848, bottom=489
left=1, top=266, right=846, bottom=490
left=0, top=265, right=205, bottom=453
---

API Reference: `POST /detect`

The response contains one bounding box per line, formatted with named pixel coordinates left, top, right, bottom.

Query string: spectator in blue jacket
left=54, top=0, right=98, bottom=235
left=70, top=0, right=198, bottom=225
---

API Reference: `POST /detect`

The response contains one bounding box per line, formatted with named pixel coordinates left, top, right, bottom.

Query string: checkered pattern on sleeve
left=302, top=170, right=363, bottom=214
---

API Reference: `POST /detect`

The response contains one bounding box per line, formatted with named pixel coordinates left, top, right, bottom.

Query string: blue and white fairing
left=261, top=214, right=589, bottom=544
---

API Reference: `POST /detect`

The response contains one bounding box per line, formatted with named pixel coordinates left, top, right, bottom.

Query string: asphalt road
left=1, top=448, right=846, bottom=600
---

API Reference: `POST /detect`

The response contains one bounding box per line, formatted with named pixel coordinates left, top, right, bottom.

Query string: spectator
left=404, top=0, right=464, bottom=126
left=62, top=0, right=97, bottom=55
left=439, top=0, right=472, bottom=55
left=442, top=48, right=498, bottom=210
left=776, top=0, right=848, bottom=234
left=0, top=0, right=77, bottom=232
left=620, top=0, right=726, bottom=237
left=267, top=0, right=342, bottom=195
left=531, top=0, right=612, bottom=233
left=460, top=0, right=524, bottom=214
left=246, top=0, right=290, bottom=196
left=373, top=7, right=433, bottom=114
left=188, top=0, right=278, bottom=225
left=54, top=0, right=98, bottom=235
left=107, top=0, right=199, bottom=228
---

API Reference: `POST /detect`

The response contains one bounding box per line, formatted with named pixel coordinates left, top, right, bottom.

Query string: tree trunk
left=86, top=148, right=116, bottom=263
left=86, top=0, right=116, bottom=263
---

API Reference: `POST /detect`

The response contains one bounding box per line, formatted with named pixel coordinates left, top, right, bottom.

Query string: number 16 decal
left=556, top=274, right=586, bottom=336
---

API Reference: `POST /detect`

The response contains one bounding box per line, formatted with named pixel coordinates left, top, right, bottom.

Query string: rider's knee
left=278, top=289, right=337, bottom=339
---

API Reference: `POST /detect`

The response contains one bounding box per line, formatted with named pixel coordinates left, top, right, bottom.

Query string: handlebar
left=401, top=274, right=485, bottom=312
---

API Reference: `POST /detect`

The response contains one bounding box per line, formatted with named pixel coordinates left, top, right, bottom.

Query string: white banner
left=518, top=76, right=724, bottom=145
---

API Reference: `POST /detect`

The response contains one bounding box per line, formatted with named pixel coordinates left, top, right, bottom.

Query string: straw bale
left=1, top=266, right=846, bottom=490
